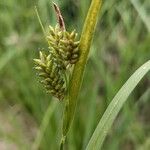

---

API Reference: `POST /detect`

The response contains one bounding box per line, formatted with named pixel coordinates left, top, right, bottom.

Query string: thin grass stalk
left=32, top=100, right=58, bottom=150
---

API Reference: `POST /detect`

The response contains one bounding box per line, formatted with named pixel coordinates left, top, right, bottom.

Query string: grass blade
left=32, top=100, right=58, bottom=150
left=131, top=0, right=150, bottom=32
left=86, top=60, right=150, bottom=150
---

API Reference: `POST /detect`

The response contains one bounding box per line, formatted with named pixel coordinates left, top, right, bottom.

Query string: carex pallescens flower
left=47, top=25, right=79, bottom=69
left=34, top=51, right=66, bottom=100
left=34, top=3, right=80, bottom=100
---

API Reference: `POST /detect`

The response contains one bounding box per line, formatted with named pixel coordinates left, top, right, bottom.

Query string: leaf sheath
left=62, top=0, right=103, bottom=137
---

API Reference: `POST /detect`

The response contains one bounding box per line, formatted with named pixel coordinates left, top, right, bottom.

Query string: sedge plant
left=33, top=0, right=150, bottom=149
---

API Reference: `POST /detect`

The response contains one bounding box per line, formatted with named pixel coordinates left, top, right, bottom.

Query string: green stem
left=61, top=0, right=103, bottom=146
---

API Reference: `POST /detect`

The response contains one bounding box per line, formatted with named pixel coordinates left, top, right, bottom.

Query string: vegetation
left=0, top=0, right=150, bottom=150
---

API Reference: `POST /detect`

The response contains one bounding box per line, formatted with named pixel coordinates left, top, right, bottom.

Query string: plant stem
left=61, top=0, right=103, bottom=147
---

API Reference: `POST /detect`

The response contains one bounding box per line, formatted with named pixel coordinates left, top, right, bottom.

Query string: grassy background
left=0, top=0, right=150, bottom=149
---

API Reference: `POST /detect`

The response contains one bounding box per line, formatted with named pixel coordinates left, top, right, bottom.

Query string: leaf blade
left=86, top=60, right=150, bottom=150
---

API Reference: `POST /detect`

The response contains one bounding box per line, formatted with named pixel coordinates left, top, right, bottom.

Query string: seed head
left=34, top=51, right=66, bottom=100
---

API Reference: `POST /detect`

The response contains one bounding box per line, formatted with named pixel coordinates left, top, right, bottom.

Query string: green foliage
left=86, top=60, right=150, bottom=150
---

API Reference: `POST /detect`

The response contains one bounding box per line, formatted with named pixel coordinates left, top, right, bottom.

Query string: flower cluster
left=47, top=25, right=79, bottom=69
left=34, top=3, right=79, bottom=100
left=34, top=51, right=66, bottom=100
left=34, top=26, right=79, bottom=100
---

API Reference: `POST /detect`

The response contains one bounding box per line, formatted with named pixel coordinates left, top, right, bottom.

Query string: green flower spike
left=60, top=29, right=80, bottom=65
left=47, top=25, right=80, bottom=68
left=34, top=51, right=66, bottom=100
left=34, top=3, right=79, bottom=100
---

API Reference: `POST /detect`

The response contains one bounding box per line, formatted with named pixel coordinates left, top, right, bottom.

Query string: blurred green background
left=0, top=0, right=150, bottom=149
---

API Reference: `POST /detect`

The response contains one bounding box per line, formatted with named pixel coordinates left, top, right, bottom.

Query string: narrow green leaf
left=86, top=60, right=150, bottom=150
left=131, top=0, right=150, bottom=32
left=32, top=100, right=58, bottom=150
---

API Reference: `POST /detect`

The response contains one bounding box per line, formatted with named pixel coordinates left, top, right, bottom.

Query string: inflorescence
left=34, top=4, right=79, bottom=100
